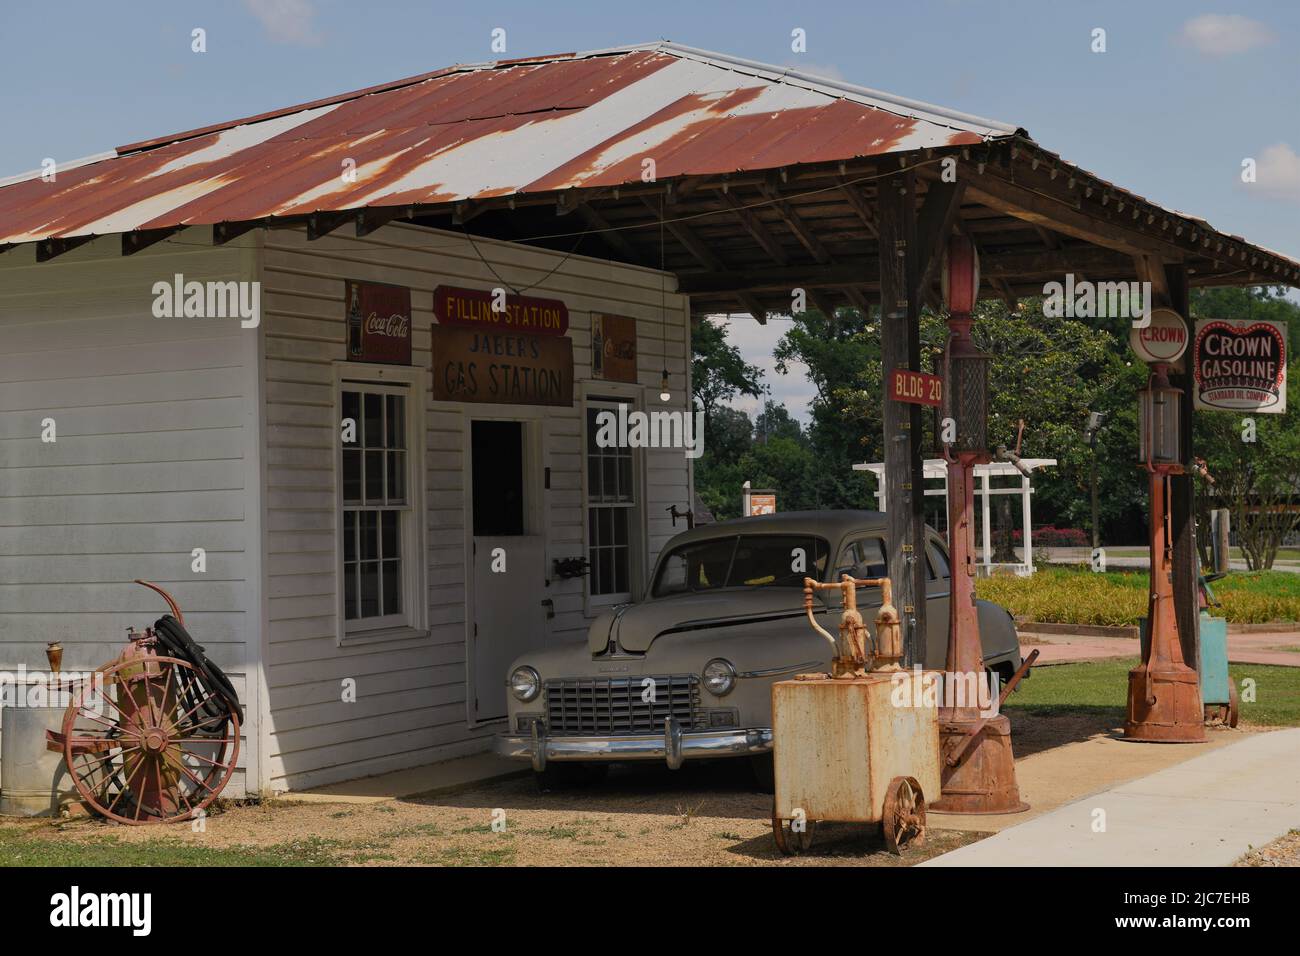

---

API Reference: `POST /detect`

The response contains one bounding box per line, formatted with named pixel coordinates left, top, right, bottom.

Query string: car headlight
left=702, top=658, right=737, bottom=697
left=509, top=666, right=540, bottom=702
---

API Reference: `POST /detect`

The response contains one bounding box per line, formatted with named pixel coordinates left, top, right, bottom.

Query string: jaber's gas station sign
left=1193, top=318, right=1287, bottom=414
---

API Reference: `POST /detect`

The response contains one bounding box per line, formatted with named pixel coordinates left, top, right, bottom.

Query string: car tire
left=533, top=763, right=609, bottom=793
left=749, top=754, right=775, bottom=794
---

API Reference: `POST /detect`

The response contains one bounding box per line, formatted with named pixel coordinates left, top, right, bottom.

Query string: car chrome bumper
left=494, top=717, right=773, bottom=772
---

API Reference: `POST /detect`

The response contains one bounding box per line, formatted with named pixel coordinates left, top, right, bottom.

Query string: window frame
left=581, top=392, right=644, bottom=609
left=333, top=362, right=428, bottom=647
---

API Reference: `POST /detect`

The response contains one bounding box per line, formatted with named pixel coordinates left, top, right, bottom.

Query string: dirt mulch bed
left=1235, top=830, right=1300, bottom=867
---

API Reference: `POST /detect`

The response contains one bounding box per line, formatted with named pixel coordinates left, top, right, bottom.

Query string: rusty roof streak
left=0, top=40, right=1295, bottom=278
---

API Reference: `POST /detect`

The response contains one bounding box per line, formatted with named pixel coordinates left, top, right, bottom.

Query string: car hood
left=590, top=588, right=809, bottom=654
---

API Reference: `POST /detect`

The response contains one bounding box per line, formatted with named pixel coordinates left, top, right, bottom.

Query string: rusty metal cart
left=770, top=574, right=941, bottom=855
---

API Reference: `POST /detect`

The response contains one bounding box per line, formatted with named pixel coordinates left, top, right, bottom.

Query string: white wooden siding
left=0, top=233, right=260, bottom=795
left=260, top=222, right=690, bottom=791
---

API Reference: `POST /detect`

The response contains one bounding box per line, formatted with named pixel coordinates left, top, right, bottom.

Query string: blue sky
left=3, top=1, right=1296, bottom=420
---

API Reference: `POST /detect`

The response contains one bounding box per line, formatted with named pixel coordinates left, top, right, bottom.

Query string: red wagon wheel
left=60, top=656, right=239, bottom=825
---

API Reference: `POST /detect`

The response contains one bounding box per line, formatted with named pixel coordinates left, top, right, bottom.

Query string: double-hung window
left=338, top=375, right=424, bottom=640
left=585, top=400, right=636, bottom=602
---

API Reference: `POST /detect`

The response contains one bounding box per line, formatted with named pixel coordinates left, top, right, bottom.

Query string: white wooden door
left=472, top=535, right=548, bottom=721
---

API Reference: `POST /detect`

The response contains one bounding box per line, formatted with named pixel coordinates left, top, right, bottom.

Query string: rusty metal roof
left=0, top=42, right=1019, bottom=246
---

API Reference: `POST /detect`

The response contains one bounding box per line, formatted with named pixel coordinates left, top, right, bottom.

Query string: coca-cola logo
left=364, top=312, right=409, bottom=338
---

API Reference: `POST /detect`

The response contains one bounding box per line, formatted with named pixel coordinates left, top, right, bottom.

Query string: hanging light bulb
left=659, top=367, right=671, bottom=403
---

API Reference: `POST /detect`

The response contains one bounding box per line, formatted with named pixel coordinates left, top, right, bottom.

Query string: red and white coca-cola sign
left=345, top=280, right=411, bottom=365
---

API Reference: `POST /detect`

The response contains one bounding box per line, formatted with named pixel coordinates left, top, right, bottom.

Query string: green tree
left=691, top=316, right=765, bottom=440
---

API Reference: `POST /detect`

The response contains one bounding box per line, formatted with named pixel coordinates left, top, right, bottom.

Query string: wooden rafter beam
left=308, top=210, right=354, bottom=241
left=355, top=206, right=413, bottom=237
left=576, top=202, right=645, bottom=266
left=122, top=227, right=183, bottom=256
left=451, top=201, right=491, bottom=225
left=35, top=235, right=96, bottom=262
left=640, top=196, right=725, bottom=272
left=214, top=220, right=261, bottom=246
left=843, top=287, right=872, bottom=314
left=758, top=180, right=831, bottom=264
left=914, top=179, right=967, bottom=299
left=837, top=178, right=879, bottom=238
left=719, top=191, right=789, bottom=266
left=967, top=172, right=1186, bottom=260
left=1133, top=253, right=1171, bottom=305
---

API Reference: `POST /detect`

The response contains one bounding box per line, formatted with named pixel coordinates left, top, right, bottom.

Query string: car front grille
left=544, top=675, right=702, bottom=736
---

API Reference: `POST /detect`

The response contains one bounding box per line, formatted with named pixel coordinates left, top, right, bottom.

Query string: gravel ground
left=1235, top=830, right=1300, bottom=866
left=9, top=758, right=978, bottom=866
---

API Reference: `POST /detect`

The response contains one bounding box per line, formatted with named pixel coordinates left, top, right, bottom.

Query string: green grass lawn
left=977, top=565, right=1300, bottom=626
left=0, top=830, right=357, bottom=867
left=1005, top=658, right=1300, bottom=727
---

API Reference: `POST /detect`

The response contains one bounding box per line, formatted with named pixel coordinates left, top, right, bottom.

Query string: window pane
left=381, top=510, right=399, bottom=559
left=928, top=544, right=950, bottom=580
left=386, top=395, right=404, bottom=449
left=360, top=562, right=380, bottom=617
left=860, top=538, right=888, bottom=578
left=617, top=457, right=633, bottom=502
left=586, top=407, right=602, bottom=453
left=343, top=449, right=362, bottom=503
left=602, top=458, right=617, bottom=501
left=600, top=549, right=615, bottom=596
left=344, top=511, right=357, bottom=562
left=612, top=508, right=628, bottom=546
left=361, top=510, right=379, bottom=560
left=588, top=457, right=601, bottom=499
left=342, top=392, right=361, bottom=444
left=364, top=393, right=382, bottom=448
left=365, top=450, right=384, bottom=502
left=382, top=559, right=402, bottom=614
left=387, top=451, right=405, bottom=502
left=614, top=547, right=629, bottom=593
left=344, top=565, right=358, bottom=620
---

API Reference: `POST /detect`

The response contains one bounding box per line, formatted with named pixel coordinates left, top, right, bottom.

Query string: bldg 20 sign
left=1193, top=319, right=1287, bottom=414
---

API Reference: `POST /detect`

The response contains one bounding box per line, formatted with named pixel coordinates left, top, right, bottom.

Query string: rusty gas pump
left=931, top=235, right=1030, bottom=814
left=1124, top=364, right=1205, bottom=741
left=801, top=574, right=903, bottom=677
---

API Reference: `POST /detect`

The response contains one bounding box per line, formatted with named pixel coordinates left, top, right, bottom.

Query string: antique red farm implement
left=46, top=580, right=242, bottom=825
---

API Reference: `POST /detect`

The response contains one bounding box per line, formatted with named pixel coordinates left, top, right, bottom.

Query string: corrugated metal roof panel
left=0, top=43, right=1016, bottom=246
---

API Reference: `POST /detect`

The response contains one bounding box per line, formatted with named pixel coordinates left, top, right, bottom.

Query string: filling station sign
left=433, top=285, right=569, bottom=337
left=1193, top=318, right=1287, bottom=413
left=345, top=280, right=412, bottom=365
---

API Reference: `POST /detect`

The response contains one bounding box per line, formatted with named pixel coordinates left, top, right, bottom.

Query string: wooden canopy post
left=1165, top=263, right=1200, bottom=672
left=877, top=170, right=927, bottom=667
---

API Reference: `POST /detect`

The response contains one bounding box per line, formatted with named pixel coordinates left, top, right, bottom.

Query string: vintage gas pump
left=931, top=235, right=1030, bottom=814
left=1125, top=364, right=1205, bottom=741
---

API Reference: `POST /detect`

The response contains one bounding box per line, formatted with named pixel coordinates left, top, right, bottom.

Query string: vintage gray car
left=495, top=510, right=1023, bottom=789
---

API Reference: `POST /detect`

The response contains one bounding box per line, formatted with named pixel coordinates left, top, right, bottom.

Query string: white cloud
left=242, top=0, right=322, bottom=46
left=1250, top=143, right=1300, bottom=202
left=1177, top=14, right=1275, bottom=57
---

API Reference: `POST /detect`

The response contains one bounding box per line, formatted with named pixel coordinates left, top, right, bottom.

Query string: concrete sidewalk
left=924, top=728, right=1300, bottom=866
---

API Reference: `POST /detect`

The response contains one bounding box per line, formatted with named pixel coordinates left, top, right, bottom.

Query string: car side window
left=927, top=542, right=951, bottom=580
left=834, top=536, right=887, bottom=581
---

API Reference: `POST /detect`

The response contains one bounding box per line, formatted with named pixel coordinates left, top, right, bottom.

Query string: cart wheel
left=771, top=803, right=816, bottom=856
left=1227, top=679, right=1240, bottom=729
left=882, top=776, right=926, bottom=855
left=60, top=656, right=239, bottom=825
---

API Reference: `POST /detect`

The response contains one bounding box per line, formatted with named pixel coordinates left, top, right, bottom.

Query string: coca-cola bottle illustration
left=347, top=284, right=364, bottom=357
left=592, top=316, right=604, bottom=377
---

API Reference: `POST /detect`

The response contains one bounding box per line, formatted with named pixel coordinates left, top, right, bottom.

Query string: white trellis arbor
left=854, top=458, right=1057, bottom=576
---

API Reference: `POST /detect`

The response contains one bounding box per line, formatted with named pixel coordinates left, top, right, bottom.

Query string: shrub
left=975, top=566, right=1300, bottom=626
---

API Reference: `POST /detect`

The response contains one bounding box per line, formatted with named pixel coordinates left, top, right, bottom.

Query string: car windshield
left=651, top=534, right=830, bottom=597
